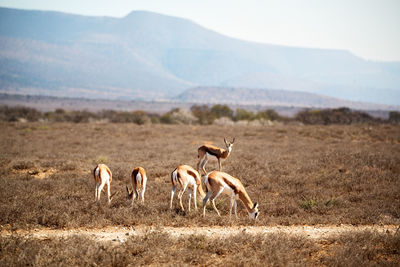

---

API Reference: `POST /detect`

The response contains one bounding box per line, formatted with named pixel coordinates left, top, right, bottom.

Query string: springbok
left=203, top=171, right=259, bottom=219
left=93, top=164, right=115, bottom=203
left=170, top=165, right=206, bottom=212
left=197, top=138, right=235, bottom=174
left=126, top=167, right=147, bottom=204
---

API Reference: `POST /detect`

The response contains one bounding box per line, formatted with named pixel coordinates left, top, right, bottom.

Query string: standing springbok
left=93, top=164, right=114, bottom=203
left=203, top=171, right=259, bottom=219
left=170, top=165, right=206, bottom=212
left=197, top=138, right=235, bottom=174
left=126, top=167, right=147, bottom=205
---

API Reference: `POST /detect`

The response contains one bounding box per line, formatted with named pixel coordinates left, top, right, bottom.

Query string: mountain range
left=0, top=7, right=399, bottom=107
left=176, top=87, right=400, bottom=111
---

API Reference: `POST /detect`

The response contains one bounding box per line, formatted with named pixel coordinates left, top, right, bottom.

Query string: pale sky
left=1, top=0, right=399, bottom=62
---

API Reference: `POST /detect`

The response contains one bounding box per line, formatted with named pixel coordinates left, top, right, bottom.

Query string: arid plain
left=1, top=122, right=399, bottom=265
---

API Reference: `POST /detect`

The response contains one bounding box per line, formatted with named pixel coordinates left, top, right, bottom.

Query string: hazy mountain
left=176, top=87, right=399, bottom=111
left=0, top=7, right=399, bottom=105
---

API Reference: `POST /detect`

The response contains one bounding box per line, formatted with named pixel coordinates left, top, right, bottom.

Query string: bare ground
left=2, top=225, right=398, bottom=243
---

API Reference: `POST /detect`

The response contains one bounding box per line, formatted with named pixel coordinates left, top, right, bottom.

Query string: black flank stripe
left=206, top=148, right=219, bottom=157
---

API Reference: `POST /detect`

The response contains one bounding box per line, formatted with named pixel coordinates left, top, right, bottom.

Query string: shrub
left=0, top=106, right=42, bottom=122
left=159, top=108, right=197, bottom=124
left=70, top=110, right=97, bottom=123
left=191, top=105, right=215, bottom=125
left=234, top=108, right=256, bottom=121
left=130, top=111, right=151, bottom=125
left=210, top=104, right=233, bottom=119
left=295, top=107, right=378, bottom=125
left=159, top=113, right=174, bottom=124
left=169, top=109, right=198, bottom=124
left=45, top=109, right=98, bottom=122
left=103, top=110, right=149, bottom=124
left=389, top=111, right=400, bottom=123
left=110, top=111, right=133, bottom=123
left=213, top=117, right=235, bottom=126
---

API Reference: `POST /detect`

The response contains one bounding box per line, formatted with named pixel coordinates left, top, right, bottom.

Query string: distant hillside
left=176, top=87, right=400, bottom=111
left=0, top=7, right=399, bottom=105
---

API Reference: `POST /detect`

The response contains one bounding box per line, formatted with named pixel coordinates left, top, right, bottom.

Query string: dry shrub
left=0, top=232, right=318, bottom=266
left=295, top=107, right=380, bottom=125
left=160, top=108, right=198, bottom=124
left=213, top=117, right=235, bottom=126
left=12, top=160, right=35, bottom=170
left=389, top=111, right=400, bottom=123
left=2, top=231, right=398, bottom=266
left=1, top=105, right=397, bottom=125
left=319, top=231, right=400, bottom=266
left=0, top=105, right=42, bottom=122
left=191, top=105, right=216, bottom=124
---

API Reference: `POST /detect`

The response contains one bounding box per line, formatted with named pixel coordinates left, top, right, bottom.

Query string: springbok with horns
left=197, top=138, right=235, bottom=174
left=126, top=167, right=147, bottom=205
left=170, top=165, right=206, bottom=212
left=203, top=171, right=259, bottom=219
left=93, top=164, right=115, bottom=203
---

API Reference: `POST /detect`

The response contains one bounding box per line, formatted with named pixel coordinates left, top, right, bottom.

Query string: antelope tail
left=171, top=169, right=178, bottom=185
left=93, top=165, right=99, bottom=180
left=136, top=172, right=142, bottom=190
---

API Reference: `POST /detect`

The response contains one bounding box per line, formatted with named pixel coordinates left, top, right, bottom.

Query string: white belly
left=222, top=183, right=236, bottom=197
left=100, top=169, right=110, bottom=181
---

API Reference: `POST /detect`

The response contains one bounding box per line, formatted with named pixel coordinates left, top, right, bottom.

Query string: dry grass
left=0, top=123, right=399, bottom=230
left=318, top=230, right=400, bottom=266
left=1, top=230, right=399, bottom=266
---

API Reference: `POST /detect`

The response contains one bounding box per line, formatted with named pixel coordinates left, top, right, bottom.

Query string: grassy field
left=1, top=230, right=399, bottom=266
left=1, top=122, right=399, bottom=228
left=0, top=122, right=399, bottom=265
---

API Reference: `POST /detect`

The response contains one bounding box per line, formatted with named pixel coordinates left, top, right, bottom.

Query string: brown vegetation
left=1, top=230, right=398, bottom=266
left=0, top=122, right=399, bottom=230
left=1, top=105, right=393, bottom=125
left=295, top=107, right=381, bottom=125
left=0, top=121, right=399, bottom=265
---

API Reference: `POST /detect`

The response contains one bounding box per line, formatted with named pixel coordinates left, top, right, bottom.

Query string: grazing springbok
left=93, top=164, right=115, bottom=203
left=197, top=138, right=235, bottom=174
left=203, top=171, right=259, bottom=219
left=170, top=165, right=206, bottom=212
left=126, top=167, right=147, bottom=205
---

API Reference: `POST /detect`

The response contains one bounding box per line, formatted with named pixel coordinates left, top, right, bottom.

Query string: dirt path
left=2, top=225, right=398, bottom=243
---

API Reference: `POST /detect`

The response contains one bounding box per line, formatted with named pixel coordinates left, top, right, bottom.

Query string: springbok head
left=248, top=202, right=259, bottom=219
left=224, top=137, right=235, bottom=152
left=125, top=186, right=134, bottom=203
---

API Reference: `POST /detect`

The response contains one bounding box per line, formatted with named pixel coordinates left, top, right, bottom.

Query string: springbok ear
left=253, top=202, right=258, bottom=209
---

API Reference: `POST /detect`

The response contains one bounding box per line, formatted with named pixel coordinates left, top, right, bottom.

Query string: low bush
left=295, top=107, right=381, bottom=125
left=0, top=105, right=42, bottom=122
left=0, top=105, right=395, bottom=125
left=191, top=105, right=216, bottom=125
left=389, top=111, right=400, bottom=123
left=1, top=231, right=398, bottom=266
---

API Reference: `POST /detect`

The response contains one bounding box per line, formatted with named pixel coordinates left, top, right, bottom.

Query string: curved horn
left=126, top=186, right=129, bottom=193
left=110, top=191, right=118, bottom=200
left=232, top=137, right=235, bottom=144
left=224, top=138, right=227, bottom=145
